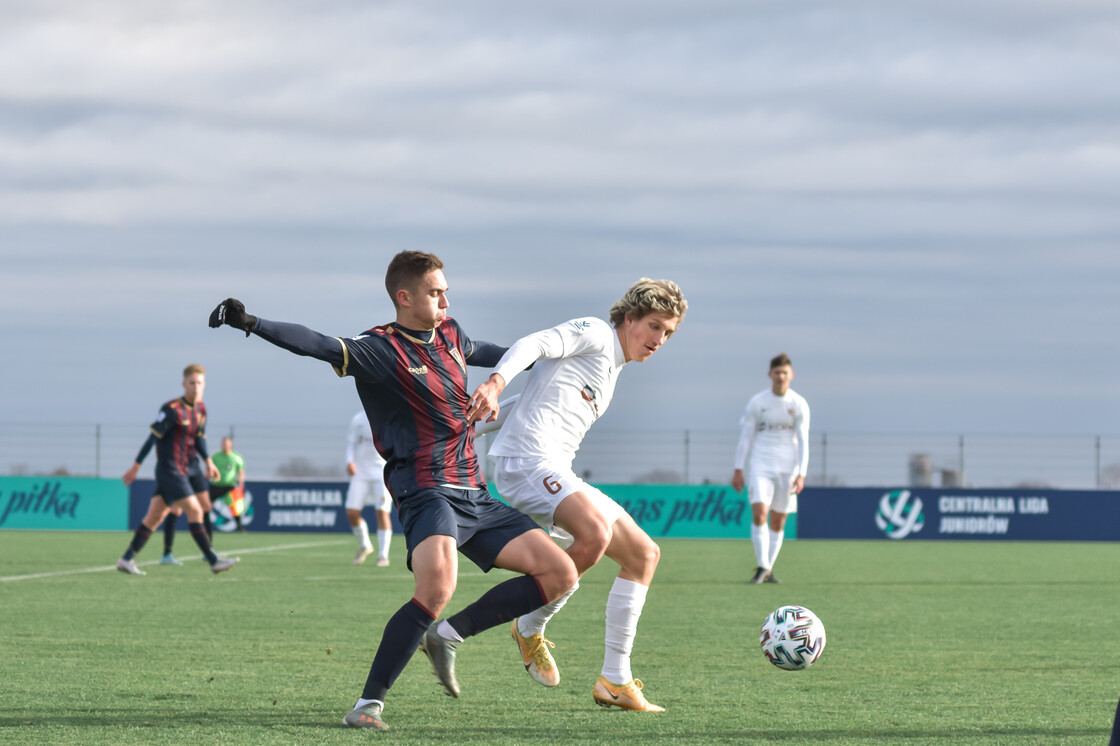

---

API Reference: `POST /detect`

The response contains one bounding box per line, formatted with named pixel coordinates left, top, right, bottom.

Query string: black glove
left=208, top=298, right=257, bottom=337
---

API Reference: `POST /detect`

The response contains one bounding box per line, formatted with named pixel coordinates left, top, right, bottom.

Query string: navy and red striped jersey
left=150, top=397, right=208, bottom=475
left=340, top=319, right=504, bottom=500
left=252, top=316, right=505, bottom=502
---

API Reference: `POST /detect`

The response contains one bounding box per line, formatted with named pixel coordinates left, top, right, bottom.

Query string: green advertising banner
left=596, top=484, right=794, bottom=539
left=0, top=477, right=128, bottom=531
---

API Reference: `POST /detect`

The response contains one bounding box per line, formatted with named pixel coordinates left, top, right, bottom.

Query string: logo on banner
left=875, top=489, right=925, bottom=539
left=212, top=489, right=255, bottom=532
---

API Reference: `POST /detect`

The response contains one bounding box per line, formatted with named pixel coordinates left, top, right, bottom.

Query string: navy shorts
left=155, top=465, right=208, bottom=505
left=399, top=486, right=541, bottom=572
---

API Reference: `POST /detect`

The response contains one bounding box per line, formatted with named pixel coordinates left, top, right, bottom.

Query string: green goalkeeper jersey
left=211, top=450, right=244, bottom=488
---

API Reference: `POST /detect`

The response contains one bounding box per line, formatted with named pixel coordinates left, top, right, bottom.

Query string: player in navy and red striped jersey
left=117, top=364, right=239, bottom=575
left=209, top=251, right=577, bottom=732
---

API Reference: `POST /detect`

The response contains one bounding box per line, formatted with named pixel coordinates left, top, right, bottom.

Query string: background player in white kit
left=730, top=353, right=810, bottom=584
left=467, top=278, right=687, bottom=713
left=346, top=411, right=393, bottom=566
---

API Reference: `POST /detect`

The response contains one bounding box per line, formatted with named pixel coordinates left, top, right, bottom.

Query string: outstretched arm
left=209, top=298, right=346, bottom=368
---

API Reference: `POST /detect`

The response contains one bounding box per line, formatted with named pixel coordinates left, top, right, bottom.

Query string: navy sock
left=124, top=525, right=153, bottom=561
left=446, top=575, right=547, bottom=639
left=203, top=512, right=213, bottom=540
left=189, top=522, right=218, bottom=564
left=361, top=599, right=435, bottom=701
left=163, top=516, right=176, bottom=554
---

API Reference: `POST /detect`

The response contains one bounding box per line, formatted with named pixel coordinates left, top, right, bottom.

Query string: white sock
left=751, top=523, right=771, bottom=570
left=767, top=527, right=784, bottom=569
left=518, top=582, right=579, bottom=637
left=376, top=528, right=392, bottom=559
left=355, top=697, right=383, bottom=710
left=353, top=519, right=371, bottom=550
left=437, top=619, right=464, bottom=643
left=602, top=577, right=648, bottom=684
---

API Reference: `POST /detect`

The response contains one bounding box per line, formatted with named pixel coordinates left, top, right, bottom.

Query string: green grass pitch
left=1, top=531, right=1117, bottom=745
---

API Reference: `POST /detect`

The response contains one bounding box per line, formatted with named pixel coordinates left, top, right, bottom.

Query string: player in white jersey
left=731, top=353, right=810, bottom=584
left=346, top=411, right=393, bottom=566
left=466, top=278, right=688, bottom=713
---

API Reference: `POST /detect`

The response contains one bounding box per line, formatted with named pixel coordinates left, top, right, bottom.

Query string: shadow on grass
left=1, top=712, right=1106, bottom=743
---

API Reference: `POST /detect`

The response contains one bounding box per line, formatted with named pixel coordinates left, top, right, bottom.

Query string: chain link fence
left=3, top=422, right=1118, bottom=490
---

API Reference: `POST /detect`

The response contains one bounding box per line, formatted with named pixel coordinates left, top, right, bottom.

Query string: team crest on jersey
left=449, top=348, right=466, bottom=373
left=581, top=385, right=601, bottom=418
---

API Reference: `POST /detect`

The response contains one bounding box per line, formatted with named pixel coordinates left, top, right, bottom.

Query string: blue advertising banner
left=129, top=479, right=403, bottom=534
left=797, top=487, right=1120, bottom=541
left=0, top=477, right=128, bottom=531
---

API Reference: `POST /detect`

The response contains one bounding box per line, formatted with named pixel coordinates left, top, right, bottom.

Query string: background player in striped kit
left=346, top=410, right=393, bottom=566
left=731, top=353, right=811, bottom=584
left=117, top=364, right=239, bottom=576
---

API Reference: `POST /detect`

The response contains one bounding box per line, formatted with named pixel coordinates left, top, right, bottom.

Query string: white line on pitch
left=0, top=539, right=349, bottom=583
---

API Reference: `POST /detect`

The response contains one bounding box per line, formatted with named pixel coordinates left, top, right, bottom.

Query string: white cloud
left=1, top=0, right=1118, bottom=441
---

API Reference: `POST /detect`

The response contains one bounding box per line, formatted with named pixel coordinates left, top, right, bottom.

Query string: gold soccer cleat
left=592, top=676, right=664, bottom=712
left=511, top=620, right=560, bottom=687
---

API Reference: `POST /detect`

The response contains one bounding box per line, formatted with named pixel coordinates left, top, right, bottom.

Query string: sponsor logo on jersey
left=408, top=365, right=429, bottom=376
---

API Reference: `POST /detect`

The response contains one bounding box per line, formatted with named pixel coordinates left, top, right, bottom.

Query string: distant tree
left=275, top=457, right=343, bottom=478
left=1101, top=463, right=1120, bottom=489
left=631, top=469, right=683, bottom=485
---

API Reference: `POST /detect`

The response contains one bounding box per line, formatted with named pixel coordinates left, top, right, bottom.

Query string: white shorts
left=346, top=476, right=392, bottom=513
left=492, top=456, right=626, bottom=542
left=748, top=472, right=798, bottom=514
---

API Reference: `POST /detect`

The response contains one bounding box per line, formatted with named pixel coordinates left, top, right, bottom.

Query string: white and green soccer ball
left=759, top=605, right=827, bottom=670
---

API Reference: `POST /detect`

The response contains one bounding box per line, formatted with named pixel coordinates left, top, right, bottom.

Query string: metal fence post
left=821, top=432, right=828, bottom=484
left=959, top=434, right=966, bottom=486
left=1096, top=435, right=1101, bottom=489
left=684, top=429, right=690, bottom=485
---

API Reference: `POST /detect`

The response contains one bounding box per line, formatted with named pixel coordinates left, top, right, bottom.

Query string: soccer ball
left=759, top=605, right=826, bottom=670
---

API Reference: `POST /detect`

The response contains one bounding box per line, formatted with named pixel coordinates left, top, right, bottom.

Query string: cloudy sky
left=3, top=0, right=1119, bottom=442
